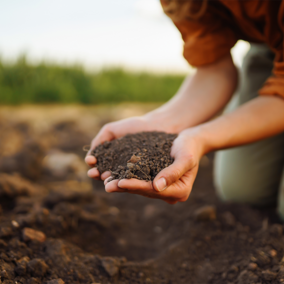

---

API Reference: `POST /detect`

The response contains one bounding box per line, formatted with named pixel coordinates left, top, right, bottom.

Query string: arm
left=199, top=95, right=284, bottom=153
left=114, top=94, right=284, bottom=204
left=144, top=53, right=238, bottom=133
left=86, top=54, right=238, bottom=179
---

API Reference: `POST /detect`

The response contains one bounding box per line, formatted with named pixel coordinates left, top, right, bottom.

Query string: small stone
left=262, top=218, right=269, bottom=231
left=3, top=281, right=14, bottom=284
left=248, top=263, right=257, bottom=271
left=261, top=270, right=277, bottom=281
left=15, top=258, right=28, bottom=276
left=130, top=155, right=141, bottom=163
left=269, top=249, right=277, bottom=258
left=108, top=207, right=120, bottom=216
left=237, top=270, right=258, bottom=284
left=255, top=251, right=270, bottom=267
left=101, top=257, right=119, bottom=277
left=22, top=228, right=46, bottom=243
left=0, top=262, right=14, bottom=279
left=11, top=220, right=19, bottom=228
left=181, top=262, right=187, bottom=269
left=27, top=278, right=40, bottom=284
left=0, top=227, right=13, bottom=238
left=228, top=265, right=239, bottom=273
left=138, top=272, right=144, bottom=278
left=222, top=212, right=236, bottom=227
left=0, top=239, right=7, bottom=248
left=46, top=279, right=65, bottom=284
left=194, top=205, right=216, bottom=221
left=143, top=204, right=156, bottom=218
left=278, top=266, right=284, bottom=278
left=117, top=238, right=127, bottom=247
left=27, top=258, right=48, bottom=277
left=153, top=226, right=162, bottom=233
left=269, top=224, right=283, bottom=237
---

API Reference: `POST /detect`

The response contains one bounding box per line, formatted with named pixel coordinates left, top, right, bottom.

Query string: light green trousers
left=214, top=44, right=284, bottom=219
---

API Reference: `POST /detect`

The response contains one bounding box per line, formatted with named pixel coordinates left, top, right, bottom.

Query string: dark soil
left=92, top=132, right=177, bottom=182
left=1, top=113, right=284, bottom=284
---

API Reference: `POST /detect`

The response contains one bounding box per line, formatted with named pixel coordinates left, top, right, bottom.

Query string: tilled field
left=0, top=105, right=284, bottom=284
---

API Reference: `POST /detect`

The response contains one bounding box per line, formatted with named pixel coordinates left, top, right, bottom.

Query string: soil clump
left=92, top=132, right=177, bottom=182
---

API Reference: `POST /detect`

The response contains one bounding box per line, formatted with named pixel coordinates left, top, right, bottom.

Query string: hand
left=103, top=128, right=205, bottom=204
left=85, top=116, right=169, bottom=180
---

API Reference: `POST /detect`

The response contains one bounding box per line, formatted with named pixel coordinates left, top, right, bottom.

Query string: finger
left=85, top=155, right=97, bottom=167
left=104, top=176, right=112, bottom=185
left=87, top=126, right=115, bottom=155
left=87, top=167, right=100, bottom=178
left=118, top=179, right=153, bottom=191
left=105, top=179, right=126, bottom=193
left=101, top=171, right=111, bottom=180
left=153, top=154, right=194, bottom=192
left=158, top=167, right=198, bottom=200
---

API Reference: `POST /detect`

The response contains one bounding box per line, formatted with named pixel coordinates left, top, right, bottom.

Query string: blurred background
left=0, top=0, right=250, bottom=104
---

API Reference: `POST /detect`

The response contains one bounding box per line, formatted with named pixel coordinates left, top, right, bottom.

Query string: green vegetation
left=0, top=56, right=185, bottom=104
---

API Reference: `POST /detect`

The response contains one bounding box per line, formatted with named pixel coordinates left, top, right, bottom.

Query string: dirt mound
left=1, top=106, right=284, bottom=284
left=92, top=132, right=176, bottom=181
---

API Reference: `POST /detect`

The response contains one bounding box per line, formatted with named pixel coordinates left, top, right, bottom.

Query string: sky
left=0, top=0, right=250, bottom=73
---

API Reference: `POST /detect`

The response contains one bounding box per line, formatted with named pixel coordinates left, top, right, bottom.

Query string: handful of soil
left=92, top=132, right=177, bottom=182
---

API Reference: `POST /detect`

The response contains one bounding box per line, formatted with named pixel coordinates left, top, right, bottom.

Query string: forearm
left=144, top=54, right=238, bottom=133
left=195, top=95, right=284, bottom=155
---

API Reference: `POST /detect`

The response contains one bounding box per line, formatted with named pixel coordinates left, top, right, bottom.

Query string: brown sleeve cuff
left=259, top=62, right=284, bottom=99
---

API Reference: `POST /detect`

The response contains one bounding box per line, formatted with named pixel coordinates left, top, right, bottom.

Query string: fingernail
left=156, top=178, right=167, bottom=192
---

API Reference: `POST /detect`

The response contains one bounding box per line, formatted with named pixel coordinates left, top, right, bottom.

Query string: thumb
left=153, top=154, right=194, bottom=192
left=86, top=127, right=115, bottom=156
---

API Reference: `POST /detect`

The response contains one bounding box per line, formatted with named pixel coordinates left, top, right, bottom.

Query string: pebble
left=0, top=262, right=14, bottom=279
left=15, top=260, right=27, bottom=276
left=0, top=239, right=7, bottom=248
left=108, top=207, right=120, bottom=216
left=269, top=249, right=277, bottom=258
left=255, top=251, right=270, bottom=266
left=22, top=227, right=46, bottom=243
left=0, top=227, right=13, bottom=238
left=222, top=211, right=236, bottom=227
left=27, top=258, right=48, bottom=277
left=143, top=204, right=156, bottom=218
left=46, top=279, right=65, bottom=284
left=27, top=278, right=40, bottom=284
left=138, top=272, right=144, bottom=278
left=261, top=270, right=277, bottom=281
left=101, top=257, right=119, bottom=277
left=153, top=226, right=162, bottom=233
left=11, top=220, right=19, bottom=228
left=117, top=238, right=127, bottom=247
left=247, top=263, right=257, bottom=271
left=194, top=205, right=216, bottom=221
left=269, top=224, right=283, bottom=237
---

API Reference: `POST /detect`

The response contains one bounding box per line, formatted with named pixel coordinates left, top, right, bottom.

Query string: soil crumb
left=92, top=132, right=177, bottom=182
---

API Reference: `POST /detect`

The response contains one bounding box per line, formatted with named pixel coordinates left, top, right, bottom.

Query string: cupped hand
left=85, top=116, right=168, bottom=180
left=103, top=128, right=205, bottom=204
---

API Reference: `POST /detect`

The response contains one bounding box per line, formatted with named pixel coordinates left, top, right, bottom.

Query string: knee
left=214, top=167, right=258, bottom=204
left=214, top=151, right=275, bottom=206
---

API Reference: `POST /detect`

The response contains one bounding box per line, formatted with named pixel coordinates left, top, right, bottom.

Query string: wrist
left=180, top=125, right=213, bottom=158
left=143, top=110, right=182, bottom=133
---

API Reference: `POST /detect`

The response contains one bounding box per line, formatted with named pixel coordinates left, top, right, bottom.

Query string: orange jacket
left=161, top=0, right=284, bottom=98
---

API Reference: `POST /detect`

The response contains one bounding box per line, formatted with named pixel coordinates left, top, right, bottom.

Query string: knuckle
left=102, top=123, right=111, bottom=132
left=169, top=168, right=182, bottom=182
